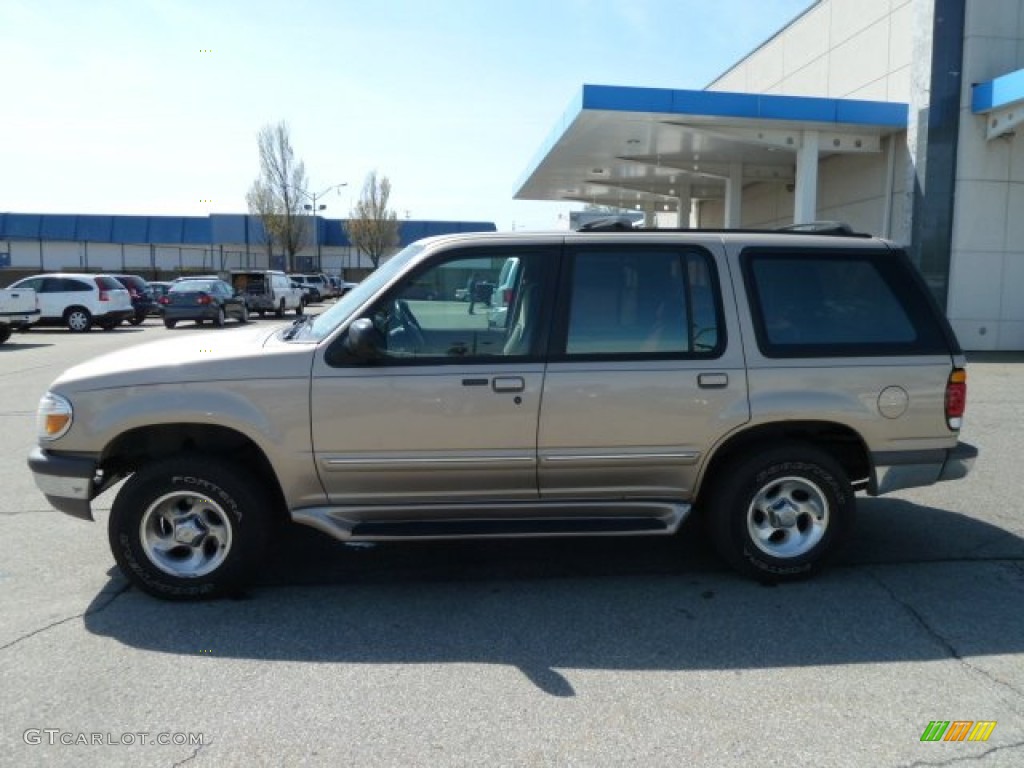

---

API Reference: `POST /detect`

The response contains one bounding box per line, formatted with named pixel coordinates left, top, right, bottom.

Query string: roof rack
left=775, top=221, right=859, bottom=235
left=572, top=218, right=870, bottom=237
left=574, top=216, right=640, bottom=232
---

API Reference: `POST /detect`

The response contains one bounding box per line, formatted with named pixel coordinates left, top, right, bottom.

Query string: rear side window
left=94, top=276, right=123, bottom=291
left=562, top=247, right=723, bottom=358
left=742, top=248, right=949, bottom=357
left=55, top=278, right=91, bottom=292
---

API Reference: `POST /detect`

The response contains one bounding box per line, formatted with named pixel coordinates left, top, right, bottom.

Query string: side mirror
left=344, top=318, right=385, bottom=361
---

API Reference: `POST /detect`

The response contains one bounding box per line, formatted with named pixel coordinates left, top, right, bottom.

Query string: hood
left=51, top=325, right=314, bottom=393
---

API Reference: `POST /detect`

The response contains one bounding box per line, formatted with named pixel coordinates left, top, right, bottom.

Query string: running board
left=292, top=500, right=691, bottom=542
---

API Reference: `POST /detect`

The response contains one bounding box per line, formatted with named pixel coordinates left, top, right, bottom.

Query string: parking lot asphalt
left=1, top=319, right=1022, bottom=767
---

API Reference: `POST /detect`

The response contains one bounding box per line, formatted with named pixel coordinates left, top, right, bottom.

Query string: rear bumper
left=2, top=310, right=40, bottom=328
left=163, top=306, right=222, bottom=322
left=27, top=447, right=100, bottom=520
left=98, top=309, right=133, bottom=322
left=869, top=441, right=978, bottom=496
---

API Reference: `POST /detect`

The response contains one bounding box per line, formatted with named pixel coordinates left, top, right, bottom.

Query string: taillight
left=945, top=368, right=967, bottom=430
left=158, top=296, right=170, bottom=305
left=98, top=291, right=110, bottom=302
left=503, top=289, right=514, bottom=305
left=196, top=294, right=211, bottom=305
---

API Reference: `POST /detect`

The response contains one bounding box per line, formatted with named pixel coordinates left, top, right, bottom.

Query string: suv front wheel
left=707, top=444, right=854, bottom=581
left=108, top=456, right=271, bottom=599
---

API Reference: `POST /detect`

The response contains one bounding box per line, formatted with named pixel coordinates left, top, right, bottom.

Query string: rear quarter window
left=742, top=248, right=950, bottom=358
left=94, top=276, right=124, bottom=291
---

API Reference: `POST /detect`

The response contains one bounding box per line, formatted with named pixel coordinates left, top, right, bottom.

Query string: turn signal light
left=945, top=369, right=967, bottom=430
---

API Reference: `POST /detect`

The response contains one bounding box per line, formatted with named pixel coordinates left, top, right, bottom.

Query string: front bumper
left=27, top=447, right=102, bottom=520
left=869, top=441, right=978, bottom=496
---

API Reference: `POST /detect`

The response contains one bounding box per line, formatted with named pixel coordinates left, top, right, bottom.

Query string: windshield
left=297, top=243, right=425, bottom=341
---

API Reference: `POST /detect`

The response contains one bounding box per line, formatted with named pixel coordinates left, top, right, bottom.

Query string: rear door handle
left=698, top=373, right=729, bottom=389
left=492, top=376, right=525, bottom=393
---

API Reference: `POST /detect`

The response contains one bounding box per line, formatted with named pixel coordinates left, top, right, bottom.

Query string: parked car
left=487, top=256, right=521, bottom=329
left=289, top=274, right=322, bottom=303
left=0, top=285, right=40, bottom=343
left=158, top=278, right=249, bottom=328
left=316, top=273, right=336, bottom=299
left=112, top=274, right=157, bottom=325
left=230, top=270, right=304, bottom=317
left=28, top=226, right=976, bottom=599
left=7, top=273, right=132, bottom=332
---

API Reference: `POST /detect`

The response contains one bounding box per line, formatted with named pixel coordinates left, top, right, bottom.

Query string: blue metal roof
left=972, top=68, right=1024, bottom=113
left=579, top=84, right=908, bottom=126
left=0, top=213, right=496, bottom=246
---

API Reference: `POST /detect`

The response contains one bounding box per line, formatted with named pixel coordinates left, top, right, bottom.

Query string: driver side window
left=365, top=250, right=548, bottom=362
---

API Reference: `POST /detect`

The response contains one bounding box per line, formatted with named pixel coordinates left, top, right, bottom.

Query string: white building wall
left=2, top=238, right=375, bottom=280
left=947, top=0, right=1024, bottom=350
left=709, top=0, right=914, bottom=100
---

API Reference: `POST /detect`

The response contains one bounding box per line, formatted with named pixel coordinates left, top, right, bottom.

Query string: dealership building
left=516, top=0, right=1024, bottom=351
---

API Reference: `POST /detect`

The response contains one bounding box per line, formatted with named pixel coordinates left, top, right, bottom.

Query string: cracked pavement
left=1, top=326, right=1022, bottom=767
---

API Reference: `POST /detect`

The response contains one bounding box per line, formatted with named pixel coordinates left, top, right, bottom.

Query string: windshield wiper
left=283, top=314, right=314, bottom=340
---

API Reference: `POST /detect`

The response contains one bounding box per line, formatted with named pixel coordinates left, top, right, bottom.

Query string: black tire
left=258, top=310, right=266, bottom=318
left=64, top=307, right=93, bottom=333
left=215, top=307, right=226, bottom=327
left=239, top=303, right=249, bottom=324
left=108, top=456, right=272, bottom=600
left=295, top=303, right=304, bottom=316
left=275, top=301, right=284, bottom=318
left=0, top=326, right=11, bottom=344
left=163, top=319, right=177, bottom=329
left=100, top=320, right=119, bottom=331
left=129, top=312, right=145, bottom=326
left=706, top=443, right=854, bottom=582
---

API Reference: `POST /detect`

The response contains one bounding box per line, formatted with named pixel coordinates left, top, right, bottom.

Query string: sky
left=1, top=0, right=813, bottom=231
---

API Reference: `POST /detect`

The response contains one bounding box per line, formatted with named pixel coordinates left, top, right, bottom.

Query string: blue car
left=160, top=279, right=249, bottom=329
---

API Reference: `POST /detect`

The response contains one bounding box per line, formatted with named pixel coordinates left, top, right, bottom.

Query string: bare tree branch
left=249, top=122, right=309, bottom=272
left=344, top=171, right=400, bottom=269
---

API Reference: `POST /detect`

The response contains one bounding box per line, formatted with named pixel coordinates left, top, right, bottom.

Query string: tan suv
left=28, top=227, right=977, bottom=598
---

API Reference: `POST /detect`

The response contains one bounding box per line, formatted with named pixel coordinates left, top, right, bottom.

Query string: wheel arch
left=100, top=423, right=288, bottom=524
left=698, top=421, right=871, bottom=499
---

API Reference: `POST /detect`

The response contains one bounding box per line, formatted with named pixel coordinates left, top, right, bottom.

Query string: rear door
left=537, top=240, right=749, bottom=501
left=310, top=245, right=557, bottom=506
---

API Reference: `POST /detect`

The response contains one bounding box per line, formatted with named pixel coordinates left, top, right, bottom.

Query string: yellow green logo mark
left=920, top=721, right=996, bottom=742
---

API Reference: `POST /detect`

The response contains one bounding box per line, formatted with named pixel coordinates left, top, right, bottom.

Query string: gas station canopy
left=515, top=84, right=908, bottom=225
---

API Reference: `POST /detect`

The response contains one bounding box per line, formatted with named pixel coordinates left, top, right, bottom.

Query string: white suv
left=8, top=273, right=133, bottom=332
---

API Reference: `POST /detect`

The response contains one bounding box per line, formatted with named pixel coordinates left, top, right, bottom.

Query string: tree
left=246, top=121, right=309, bottom=272
left=245, top=179, right=278, bottom=263
left=344, top=171, right=400, bottom=269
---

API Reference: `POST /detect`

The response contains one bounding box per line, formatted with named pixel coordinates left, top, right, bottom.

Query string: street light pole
left=289, top=182, right=347, bottom=273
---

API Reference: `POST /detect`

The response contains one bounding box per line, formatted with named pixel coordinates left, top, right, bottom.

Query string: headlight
left=37, top=392, right=73, bottom=441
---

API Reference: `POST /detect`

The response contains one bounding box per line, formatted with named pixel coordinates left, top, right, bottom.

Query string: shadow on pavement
left=83, top=497, right=1024, bottom=696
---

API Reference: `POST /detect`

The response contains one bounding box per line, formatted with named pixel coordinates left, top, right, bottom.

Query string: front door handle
left=698, top=372, right=729, bottom=389
left=492, top=376, right=525, bottom=393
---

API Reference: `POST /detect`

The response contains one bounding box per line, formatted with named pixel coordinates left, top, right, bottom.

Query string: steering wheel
left=395, top=299, right=427, bottom=350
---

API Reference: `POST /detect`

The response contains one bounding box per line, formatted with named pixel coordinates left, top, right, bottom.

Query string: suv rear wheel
left=64, top=307, right=93, bottom=333
left=707, top=444, right=854, bottom=581
left=108, top=456, right=272, bottom=599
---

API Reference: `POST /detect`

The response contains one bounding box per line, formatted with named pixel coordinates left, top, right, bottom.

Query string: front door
left=310, top=246, right=557, bottom=506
